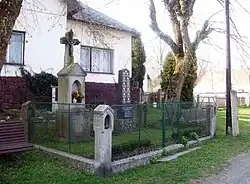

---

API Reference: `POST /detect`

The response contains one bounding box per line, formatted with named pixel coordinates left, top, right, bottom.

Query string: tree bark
left=167, top=56, right=185, bottom=101
left=0, top=0, right=23, bottom=73
left=166, top=54, right=196, bottom=101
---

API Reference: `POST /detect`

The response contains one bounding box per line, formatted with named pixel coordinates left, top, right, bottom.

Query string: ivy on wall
left=20, top=67, right=58, bottom=102
left=161, top=52, right=197, bottom=102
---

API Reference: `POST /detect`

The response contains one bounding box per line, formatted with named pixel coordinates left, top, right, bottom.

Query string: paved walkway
left=191, top=151, right=250, bottom=184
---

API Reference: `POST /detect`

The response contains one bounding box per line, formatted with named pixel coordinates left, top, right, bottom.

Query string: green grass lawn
left=41, top=127, right=164, bottom=158
left=1, top=108, right=250, bottom=184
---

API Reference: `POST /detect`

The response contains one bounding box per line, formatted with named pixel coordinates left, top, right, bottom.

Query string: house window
left=6, top=31, right=25, bottom=65
left=80, top=46, right=113, bottom=74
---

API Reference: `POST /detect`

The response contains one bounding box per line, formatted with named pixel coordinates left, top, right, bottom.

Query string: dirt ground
left=190, top=151, right=250, bottom=184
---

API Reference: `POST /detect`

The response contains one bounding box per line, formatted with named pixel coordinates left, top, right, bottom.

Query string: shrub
left=122, top=142, right=131, bottom=151
left=132, top=35, right=146, bottom=89
left=161, top=148, right=167, bottom=157
left=161, top=52, right=197, bottom=101
left=112, top=139, right=152, bottom=155
left=171, top=126, right=205, bottom=141
left=149, top=154, right=161, bottom=164
left=130, top=140, right=140, bottom=150
left=180, top=136, right=188, bottom=147
left=20, top=67, right=58, bottom=105
left=189, top=132, right=199, bottom=140
left=140, top=139, right=151, bottom=147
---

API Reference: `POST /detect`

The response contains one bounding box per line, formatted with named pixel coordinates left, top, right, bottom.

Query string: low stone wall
left=35, top=136, right=213, bottom=175
left=111, top=136, right=212, bottom=173
left=34, top=145, right=96, bottom=173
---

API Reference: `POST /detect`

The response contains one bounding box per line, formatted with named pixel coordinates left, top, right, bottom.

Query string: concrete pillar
left=196, top=94, right=200, bottom=107
left=210, top=106, right=217, bottom=137
left=245, top=93, right=250, bottom=107
left=231, top=90, right=239, bottom=136
left=51, top=86, right=58, bottom=112
left=206, top=105, right=217, bottom=137
left=93, top=105, right=114, bottom=176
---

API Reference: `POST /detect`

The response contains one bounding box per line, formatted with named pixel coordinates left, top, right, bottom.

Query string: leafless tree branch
left=149, top=0, right=180, bottom=54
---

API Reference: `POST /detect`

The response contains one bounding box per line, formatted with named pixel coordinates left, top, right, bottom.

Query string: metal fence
left=111, top=104, right=162, bottom=161
left=161, top=101, right=211, bottom=147
left=26, top=102, right=96, bottom=158
left=110, top=102, right=212, bottom=160
left=25, top=101, right=213, bottom=161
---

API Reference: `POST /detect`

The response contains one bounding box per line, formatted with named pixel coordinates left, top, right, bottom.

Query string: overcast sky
left=82, top=0, right=250, bottom=70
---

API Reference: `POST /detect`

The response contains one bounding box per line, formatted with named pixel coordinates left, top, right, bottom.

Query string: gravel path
left=190, top=151, right=250, bottom=184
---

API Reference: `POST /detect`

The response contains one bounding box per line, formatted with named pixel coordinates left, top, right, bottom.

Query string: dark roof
left=67, top=0, right=138, bottom=35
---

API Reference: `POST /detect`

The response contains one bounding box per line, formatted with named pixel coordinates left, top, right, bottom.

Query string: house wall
left=67, top=20, right=133, bottom=83
left=148, top=77, right=154, bottom=93
left=194, top=69, right=250, bottom=94
left=143, top=72, right=149, bottom=92
left=1, top=0, right=67, bottom=76
left=0, top=2, right=134, bottom=106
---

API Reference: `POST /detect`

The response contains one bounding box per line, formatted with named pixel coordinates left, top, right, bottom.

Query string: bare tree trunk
left=0, top=0, right=23, bottom=73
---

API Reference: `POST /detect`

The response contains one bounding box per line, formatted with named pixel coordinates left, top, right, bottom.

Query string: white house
left=143, top=59, right=162, bottom=93
left=1, top=0, right=137, bottom=85
left=194, top=68, right=250, bottom=94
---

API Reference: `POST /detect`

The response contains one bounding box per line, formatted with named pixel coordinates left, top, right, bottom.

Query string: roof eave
left=67, top=15, right=138, bottom=36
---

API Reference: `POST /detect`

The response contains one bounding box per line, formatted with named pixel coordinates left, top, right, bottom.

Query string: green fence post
left=68, top=104, right=71, bottom=153
left=162, top=103, right=166, bottom=148
left=138, top=104, right=142, bottom=146
left=143, top=104, right=147, bottom=127
left=177, top=102, right=180, bottom=144
left=27, top=104, right=34, bottom=143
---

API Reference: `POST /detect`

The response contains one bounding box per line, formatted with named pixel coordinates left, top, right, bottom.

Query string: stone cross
left=60, top=29, right=80, bottom=67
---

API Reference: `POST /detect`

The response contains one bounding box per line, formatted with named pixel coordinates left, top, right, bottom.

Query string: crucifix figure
left=60, top=29, right=80, bottom=67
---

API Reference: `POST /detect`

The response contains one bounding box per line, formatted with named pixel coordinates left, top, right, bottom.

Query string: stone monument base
left=113, top=105, right=139, bottom=135
left=56, top=105, right=94, bottom=141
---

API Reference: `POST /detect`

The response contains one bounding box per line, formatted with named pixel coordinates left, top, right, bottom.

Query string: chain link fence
left=26, top=102, right=96, bottom=158
left=25, top=101, right=213, bottom=161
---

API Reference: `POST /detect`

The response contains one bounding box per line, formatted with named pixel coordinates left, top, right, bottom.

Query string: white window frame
left=80, top=46, right=114, bottom=74
left=5, top=31, right=25, bottom=65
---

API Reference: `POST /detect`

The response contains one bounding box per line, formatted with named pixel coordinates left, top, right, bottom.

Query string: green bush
left=149, top=154, right=161, bottom=164
left=140, top=139, right=151, bottom=147
left=171, top=126, right=205, bottom=142
left=189, top=132, right=199, bottom=140
left=130, top=140, right=140, bottom=150
left=180, top=136, right=188, bottom=147
left=112, top=139, right=152, bottom=155
left=161, top=148, right=167, bottom=157
left=20, top=67, right=58, bottom=103
left=160, top=52, right=197, bottom=101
